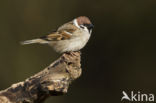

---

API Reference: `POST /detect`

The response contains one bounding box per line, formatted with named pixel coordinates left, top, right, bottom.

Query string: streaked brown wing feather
left=40, top=31, right=72, bottom=41
left=47, top=31, right=72, bottom=40
left=40, top=22, right=78, bottom=41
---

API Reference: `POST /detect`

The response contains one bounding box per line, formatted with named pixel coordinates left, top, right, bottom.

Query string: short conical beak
left=87, top=24, right=94, bottom=34
left=88, top=24, right=94, bottom=30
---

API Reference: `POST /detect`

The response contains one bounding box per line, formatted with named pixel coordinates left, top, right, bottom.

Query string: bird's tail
left=21, top=38, right=49, bottom=45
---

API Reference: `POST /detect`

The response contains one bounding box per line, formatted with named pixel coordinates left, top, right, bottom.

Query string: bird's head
left=73, top=16, right=94, bottom=34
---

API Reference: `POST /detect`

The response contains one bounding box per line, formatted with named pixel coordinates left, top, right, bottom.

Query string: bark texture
left=0, top=51, right=81, bottom=103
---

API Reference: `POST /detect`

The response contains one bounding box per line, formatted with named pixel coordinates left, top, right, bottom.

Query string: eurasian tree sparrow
left=21, top=16, right=94, bottom=53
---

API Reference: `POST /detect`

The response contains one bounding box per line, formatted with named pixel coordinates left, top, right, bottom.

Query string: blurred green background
left=0, top=0, right=156, bottom=103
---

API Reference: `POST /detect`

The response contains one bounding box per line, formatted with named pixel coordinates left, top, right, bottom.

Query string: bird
left=21, top=16, right=94, bottom=53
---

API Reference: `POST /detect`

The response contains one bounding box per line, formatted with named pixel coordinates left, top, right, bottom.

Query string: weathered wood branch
left=0, top=51, right=81, bottom=103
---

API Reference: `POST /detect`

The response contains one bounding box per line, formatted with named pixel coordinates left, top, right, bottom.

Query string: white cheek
left=73, top=19, right=80, bottom=28
left=83, top=27, right=90, bottom=34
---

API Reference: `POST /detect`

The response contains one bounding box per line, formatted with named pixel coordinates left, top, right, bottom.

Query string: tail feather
left=21, top=39, right=49, bottom=45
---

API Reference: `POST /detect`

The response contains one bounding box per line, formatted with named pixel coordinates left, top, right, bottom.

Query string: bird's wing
left=21, top=22, right=78, bottom=45
left=21, top=31, right=71, bottom=45
left=40, top=22, right=78, bottom=41
left=40, top=31, right=71, bottom=41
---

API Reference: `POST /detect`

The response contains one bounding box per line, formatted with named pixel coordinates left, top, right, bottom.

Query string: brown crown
left=76, top=16, right=91, bottom=25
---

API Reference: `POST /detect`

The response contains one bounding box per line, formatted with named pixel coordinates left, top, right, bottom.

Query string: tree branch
left=0, top=51, right=81, bottom=103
